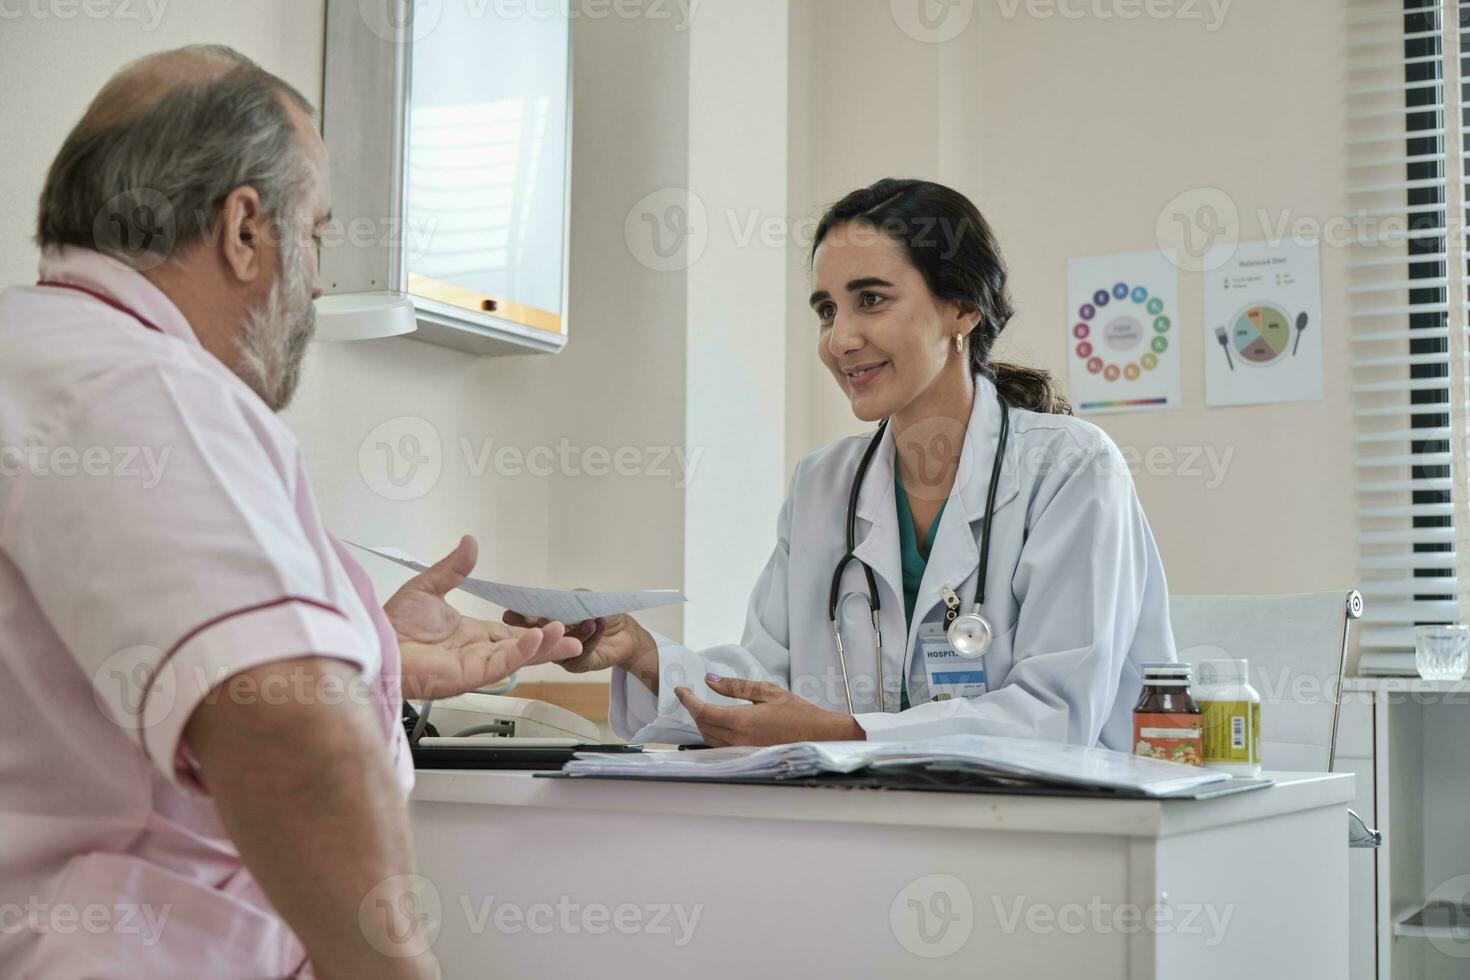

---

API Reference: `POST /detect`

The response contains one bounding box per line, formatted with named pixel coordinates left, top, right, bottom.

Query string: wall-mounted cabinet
left=320, top=0, right=573, bottom=355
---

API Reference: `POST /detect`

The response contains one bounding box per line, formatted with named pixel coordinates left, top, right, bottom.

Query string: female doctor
left=512, top=178, right=1176, bottom=750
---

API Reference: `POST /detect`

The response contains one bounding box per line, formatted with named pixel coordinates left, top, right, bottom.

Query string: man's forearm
left=186, top=657, right=437, bottom=980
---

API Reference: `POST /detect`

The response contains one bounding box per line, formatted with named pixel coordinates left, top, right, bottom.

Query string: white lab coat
left=610, top=374, right=1176, bottom=749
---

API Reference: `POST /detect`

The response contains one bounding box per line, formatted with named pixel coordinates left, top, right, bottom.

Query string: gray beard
left=236, top=234, right=316, bottom=412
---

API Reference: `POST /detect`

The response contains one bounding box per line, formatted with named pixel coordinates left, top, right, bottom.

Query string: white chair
left=1169, top=590, right=1379, bottom=850
left=1168, top=590, right=1363, bottom=772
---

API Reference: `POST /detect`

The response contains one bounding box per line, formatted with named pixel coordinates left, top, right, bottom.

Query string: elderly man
left=0, top=46, right=583, bottom=979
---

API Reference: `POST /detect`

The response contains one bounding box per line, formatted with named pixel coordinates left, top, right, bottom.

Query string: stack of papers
left=563, top=734, right=1234, bottom=798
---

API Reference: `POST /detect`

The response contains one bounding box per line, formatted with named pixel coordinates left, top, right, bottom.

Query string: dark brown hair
left=811, top=178, right=1071, bottom=415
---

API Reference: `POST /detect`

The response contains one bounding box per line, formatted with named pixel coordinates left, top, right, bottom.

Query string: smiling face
left=810, top=223, right=977, bottom=423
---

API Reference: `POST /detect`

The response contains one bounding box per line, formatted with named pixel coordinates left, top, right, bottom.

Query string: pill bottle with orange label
left=1132, top=663, right=1203, bottom=767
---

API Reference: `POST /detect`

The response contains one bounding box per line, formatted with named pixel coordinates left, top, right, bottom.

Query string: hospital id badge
left=919, top=621, right=987, bottom=701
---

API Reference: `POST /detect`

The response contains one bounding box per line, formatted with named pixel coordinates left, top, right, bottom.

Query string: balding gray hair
left=36, top=45, right=316, bottom=269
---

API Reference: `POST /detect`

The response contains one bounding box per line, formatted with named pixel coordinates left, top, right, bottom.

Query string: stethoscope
left=828, top=390, right=1011, bottom=714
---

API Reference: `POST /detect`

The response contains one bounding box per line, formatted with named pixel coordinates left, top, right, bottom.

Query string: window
left=1348, top=0, right=1466, bottom=672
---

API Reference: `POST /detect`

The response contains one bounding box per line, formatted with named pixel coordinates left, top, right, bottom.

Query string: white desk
left=408, top=769, right=1353, bottom=979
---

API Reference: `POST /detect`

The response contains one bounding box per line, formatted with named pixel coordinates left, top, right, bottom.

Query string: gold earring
left=955, top=334, right=965, bottom=354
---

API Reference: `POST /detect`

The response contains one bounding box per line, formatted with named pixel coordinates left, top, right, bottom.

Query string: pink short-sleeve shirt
left=0, top=248, right=414, bottom=978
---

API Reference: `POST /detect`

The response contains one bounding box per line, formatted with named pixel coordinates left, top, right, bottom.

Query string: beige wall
left=785, top=0, right=949, bottom=469
left=787, top=0, right=1357, bottom=601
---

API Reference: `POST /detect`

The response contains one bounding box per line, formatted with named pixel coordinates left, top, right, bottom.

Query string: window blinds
left=1349, top=0, right=1469, bottom=670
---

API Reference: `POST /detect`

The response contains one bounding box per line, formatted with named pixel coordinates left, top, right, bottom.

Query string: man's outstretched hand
left=384, top=535, right=583, bottom=700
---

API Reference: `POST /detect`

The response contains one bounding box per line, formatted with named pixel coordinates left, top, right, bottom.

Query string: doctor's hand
left=502, top=610, right=662, bottom=688
left=384, top=536, right=583, bottom=700
left=674, top=677, right=866, bottom=747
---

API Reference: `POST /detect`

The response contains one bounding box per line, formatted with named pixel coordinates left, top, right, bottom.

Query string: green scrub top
left=895, top=470, right=947, bottom=711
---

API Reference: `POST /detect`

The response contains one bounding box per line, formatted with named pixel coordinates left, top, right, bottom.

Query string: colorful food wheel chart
left=1227, top=303, right=1293, bottom=366
left=1071, top=280, right=1172, bottom=384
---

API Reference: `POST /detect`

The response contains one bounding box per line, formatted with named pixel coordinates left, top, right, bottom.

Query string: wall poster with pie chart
left=1202, top=239, right=1323, bottom=407
left=1066, top=250, right=1182, bottom=414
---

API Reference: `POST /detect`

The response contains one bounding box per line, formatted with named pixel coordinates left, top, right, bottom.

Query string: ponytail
left=981, top=360, right=1073, bottom=416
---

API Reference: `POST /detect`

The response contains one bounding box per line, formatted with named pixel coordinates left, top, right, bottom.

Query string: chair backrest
left=1168, top=591, right=1362, bottom=772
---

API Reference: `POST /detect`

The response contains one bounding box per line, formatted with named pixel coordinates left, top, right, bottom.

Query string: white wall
left=785, top=0, right=1358, bottom=610
left=684, top=0, right=790, bottom=650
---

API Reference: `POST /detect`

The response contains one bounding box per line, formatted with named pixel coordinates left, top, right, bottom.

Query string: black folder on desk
left=411, top=741, right=643, bottom=770
left=536, top=768, right=1273, bottom=801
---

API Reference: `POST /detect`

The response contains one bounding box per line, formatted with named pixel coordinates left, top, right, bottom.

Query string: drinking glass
left=1415, top=625, right=1470, bottom=681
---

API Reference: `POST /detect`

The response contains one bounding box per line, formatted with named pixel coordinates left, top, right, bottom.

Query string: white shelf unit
left=1338, top=678, right=1470, bottom=978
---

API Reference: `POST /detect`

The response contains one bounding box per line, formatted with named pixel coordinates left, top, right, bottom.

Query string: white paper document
left=563, top=734, right=1234, bottom=797
left=351, top=544, right=686, bottom=622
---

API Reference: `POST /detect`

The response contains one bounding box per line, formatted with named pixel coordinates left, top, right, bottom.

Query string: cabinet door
left=405, top=1, right=572, bottom=339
